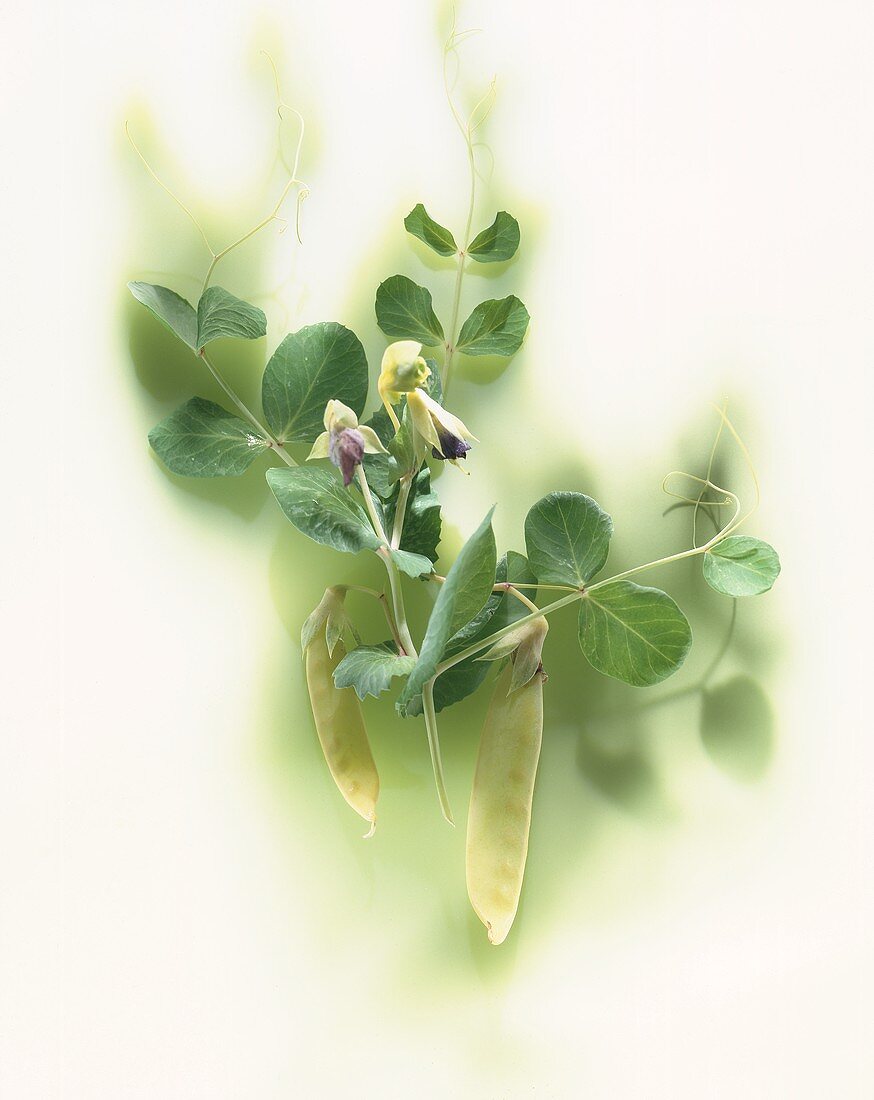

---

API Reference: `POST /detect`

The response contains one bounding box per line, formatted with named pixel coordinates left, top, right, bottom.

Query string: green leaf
left=448, top=551, right=535, bottom=652
left=405, top=552, right=535, bottom=717
left=456, top=295, right=530, bottom=356
left=261, top=322, right=368, bottom=444
left=525, top=492, right=613, bottom=586
left=467, top=211, right=520, bottom=263
left=703, top=536, right=781, bottom=597
left=375, top=275, right=444, bottom=345
left=397, top=509, right=497, bottom=716
left=267, top=467, right=381, bottom=554
left=578, top=581, right=692, bottom=687
left=148, top=397, right=268, bottom=477
left=128, top=281, right=198, bottom=349
left=333, top=642, right=417, bottom=700
left=404, top=204, right=457, bottom=257
left=196, top=286, right=267, bottom=348
left=390, top=548, right=434, bottom=579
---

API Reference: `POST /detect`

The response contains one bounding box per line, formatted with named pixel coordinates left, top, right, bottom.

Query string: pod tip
left=486, top=922, right=508, bottom=946
left=362, top=816, right=376, bottom=839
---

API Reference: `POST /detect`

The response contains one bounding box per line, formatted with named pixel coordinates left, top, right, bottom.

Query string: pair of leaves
left=266, top=467, right=432, bottom=579
left=132, top=280, right=371, bottom=478
left=375, top=275, right=529, bottom=357
left=523, top=491, right=692, bottom=687
left=131, top=281, right=272, bottom=478
left=128, top=282, right=266, bottom=352
left=404, top=205, right=520, bottom=264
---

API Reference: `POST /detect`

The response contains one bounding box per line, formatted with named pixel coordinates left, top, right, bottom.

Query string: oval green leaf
left=404, top=204, right=457, bottom=257
left=579, top=581, right=692, bottom=686
left=333, top=642, right=417, bottom=700
left=148, top=397, right=268, bottom=477
left=196, top=286, right=267, bottom=348
left=128, top=281, right=198, bottom=349
left=375, top=275, right=445, bottom=345
left=456, top=295, right=530, bottom=356
left=467, top=211, right=520, bottom=263
left=390, top=548, right=434, bottom=579
left=267, top=466, right=381, bottom=554
left=703, top=536, right=781, bottom=597
left=525, top=492, right=613, bottom=586
left=261, top=322, right=369, bottom=445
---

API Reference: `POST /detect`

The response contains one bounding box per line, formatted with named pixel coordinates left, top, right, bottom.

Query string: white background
left=3, top=0, right=873, bottom=1096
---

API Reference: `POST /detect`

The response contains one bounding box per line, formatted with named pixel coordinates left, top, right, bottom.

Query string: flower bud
left=307, top=399, right=388, bottom=485
left=477, top=616, right=548, bottom=692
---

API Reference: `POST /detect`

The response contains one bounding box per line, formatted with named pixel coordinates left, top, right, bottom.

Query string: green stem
left=355, top=465, right=415, bottom=655
left=436, top=591, right=584, bottom=676
left=390, top=473, right=414, bottom=549
left=356, top=464, right=452, bottom=822
left=442, top=253, right=467, bottom=398
left=442, top=117, right=478, bottom=399
left=199, top=350, right=296, bottom=466
left=201, top=175, right=300, bottom=295
left=422, top=680, right=454, bottom=825
left=378, top=549, right=417, bottom=658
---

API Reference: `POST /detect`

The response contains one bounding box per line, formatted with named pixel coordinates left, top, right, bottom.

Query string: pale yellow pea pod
left=466, top=660, right=545, bottom=945
left=304, top=632, right=379, bottom=836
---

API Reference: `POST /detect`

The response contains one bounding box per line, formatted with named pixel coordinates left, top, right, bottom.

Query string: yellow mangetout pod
left=305, top=633, right=379, bottom=836
left=466, top=660, right=545, bottom=945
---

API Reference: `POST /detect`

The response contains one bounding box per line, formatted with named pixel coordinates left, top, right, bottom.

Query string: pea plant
left=127, top=44, right=780, bottom=946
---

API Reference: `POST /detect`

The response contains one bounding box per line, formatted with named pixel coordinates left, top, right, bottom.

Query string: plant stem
left=199, top=350, right=296, bottom=466
left=442, top=103, right=479, bottom=399
left=442, top=253, right=467, bottom=399
left=390, top=474, right=414, bottom=548
left=378, top=549, right=417, bottom=658
left=356, top=463, right=452, bottom=822
left=343, top=585, right=404, bottom=651
left=355, top=467, right=417, bottom=658
left=355, top=466, right=390, bottom=543
left=505, top=585, right=539, bottom=613
left=436, top=590, right=584, bottom=676
left=422, top=681, right=454, bottom=825
left=378, top=593, right=405, bottom=653
left=201, top=177, right=299, bottom=295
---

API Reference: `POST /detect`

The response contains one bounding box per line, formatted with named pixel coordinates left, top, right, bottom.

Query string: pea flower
left=407, top=387, right=477, bottom=465
left=378, top=341, right=432, bottom=430
left=307, top=399, right=387, bottom=486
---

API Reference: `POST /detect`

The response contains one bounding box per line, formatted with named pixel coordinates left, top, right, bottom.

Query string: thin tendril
left=124, top=122, right=215, bottom=257
left=127, top=54, right=309, bottom=295
left=261, top=50, right=310, bottom=244
left=709, top=404, right=761, bottom=537
left=693, top=401, right=727, bottom=548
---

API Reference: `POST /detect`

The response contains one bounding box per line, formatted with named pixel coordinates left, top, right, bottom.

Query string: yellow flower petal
left=357, top=426, right=389, bottom=455
left=307, top=431, right=331, bottom=461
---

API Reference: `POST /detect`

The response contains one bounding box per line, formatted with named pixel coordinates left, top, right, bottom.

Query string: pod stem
left=422, top=680, right=454, bottom=825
